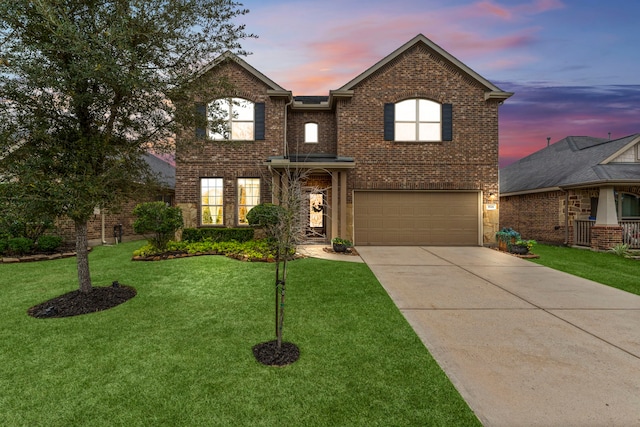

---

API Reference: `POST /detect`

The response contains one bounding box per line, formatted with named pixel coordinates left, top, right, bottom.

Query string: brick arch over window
left=384, top=98, right=452, bottom=142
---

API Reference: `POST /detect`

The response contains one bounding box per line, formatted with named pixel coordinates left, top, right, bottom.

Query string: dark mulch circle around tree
left=27, top=282, right=136, bottom=319
left=252, top=340, right=300, bottom=366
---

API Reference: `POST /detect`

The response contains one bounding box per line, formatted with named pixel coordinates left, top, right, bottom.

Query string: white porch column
left=340, top=171, right=347, bottom=240
left=595, top=186, right=618, bottom=226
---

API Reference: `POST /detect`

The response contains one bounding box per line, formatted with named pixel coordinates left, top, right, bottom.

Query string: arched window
left=394, top=98, right=441, bottom=141
left=305, top=123, right=318, bottom=143
left=208, top=98, right=255, bottom=140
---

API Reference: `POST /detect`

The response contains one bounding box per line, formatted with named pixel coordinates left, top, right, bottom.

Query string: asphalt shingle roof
left=142, top=153, right=175, bottom=189
left=500, top=134, right=640, bottom=194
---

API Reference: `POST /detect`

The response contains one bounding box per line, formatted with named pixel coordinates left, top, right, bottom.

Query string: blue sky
left=236, top=0, right=640, bottom=165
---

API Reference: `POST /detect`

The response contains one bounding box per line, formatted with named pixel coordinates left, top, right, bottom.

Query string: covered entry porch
left=266, top=154, right=354, bottom=242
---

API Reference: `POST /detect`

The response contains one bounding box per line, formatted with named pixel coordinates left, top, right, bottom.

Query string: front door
left=307, top=191, right=326, bottom=239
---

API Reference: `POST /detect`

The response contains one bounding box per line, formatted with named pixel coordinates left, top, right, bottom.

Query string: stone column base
left=590, top=225, right=623, bottom=251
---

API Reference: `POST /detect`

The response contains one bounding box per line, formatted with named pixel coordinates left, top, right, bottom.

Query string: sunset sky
left=236, top=0, right=640, bottom=165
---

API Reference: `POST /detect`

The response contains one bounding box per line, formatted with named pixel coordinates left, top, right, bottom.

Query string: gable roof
left=198, top=51, right=290, bottom=96
left=500, top=134, right=640, bottom=195
left=339, top=34, right=513, bottom=101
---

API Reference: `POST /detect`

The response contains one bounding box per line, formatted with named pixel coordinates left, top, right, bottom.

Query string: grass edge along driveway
left=0, top=241, right=480, bottom=427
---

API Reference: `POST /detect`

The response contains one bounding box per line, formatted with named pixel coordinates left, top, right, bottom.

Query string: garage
left=353, top=191, right=480, bottom=246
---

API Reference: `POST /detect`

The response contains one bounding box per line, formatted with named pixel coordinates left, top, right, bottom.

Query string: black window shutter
left=442, top=103, right=453, bottom=141
left=383, top=103, right=394, bottom=141
left=254, top=102, right=265, bottom=140
left=195, top=103, right=206, bottom=138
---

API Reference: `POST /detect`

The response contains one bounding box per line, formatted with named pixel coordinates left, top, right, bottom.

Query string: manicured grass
left=0, top=241, right=479, bottom=426
left=530, top=244, right=640, bottom=295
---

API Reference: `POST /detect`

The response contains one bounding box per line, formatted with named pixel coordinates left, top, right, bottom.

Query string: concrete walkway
left=353, top=246, right=640, bottom=427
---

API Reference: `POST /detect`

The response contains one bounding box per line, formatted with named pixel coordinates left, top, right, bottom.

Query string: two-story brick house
left=175, top=34, right=512, bottom=245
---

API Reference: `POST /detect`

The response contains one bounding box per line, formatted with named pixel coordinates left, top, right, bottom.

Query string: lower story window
left=238, top=178, right=260, bottom=225
left=201, top=178, right=223, bottom=225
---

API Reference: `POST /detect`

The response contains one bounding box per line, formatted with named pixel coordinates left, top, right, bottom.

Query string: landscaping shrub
left=246, top=203, right=285, bottom=228
left=36, top=235, right=63, bottom=253
left=0, top=238, right=7, bottom=255
left=181, top=227, right=254, bottom=243
left=133, top=201, right=183, bottom=252
left=7, top=237, right=34, bottom=255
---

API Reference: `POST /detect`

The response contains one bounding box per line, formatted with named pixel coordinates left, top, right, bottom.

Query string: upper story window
left=384, top=99, right=452, bottom=142
left=208, top=98, right=254, bottom=141
left=395, top=99, right=440, bottom=141
left=305, top=123, right=318, bottom=143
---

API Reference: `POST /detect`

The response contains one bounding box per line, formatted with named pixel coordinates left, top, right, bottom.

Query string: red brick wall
left=500, top=187, right=640, bottom=247
left=336, top=44, right=500, bottom=202
left=175, top=61, right=283, bottom=228
left=499, top=191, right=567, bottom=244
left=176, top=45, right=502, bottom=241
left=55, top=198, right=152, bottom=244
left=287, top=110, right=337, bottom=156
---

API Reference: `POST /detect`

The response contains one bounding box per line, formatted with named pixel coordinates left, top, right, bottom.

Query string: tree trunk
left=75, top=220, right=93, bottom=293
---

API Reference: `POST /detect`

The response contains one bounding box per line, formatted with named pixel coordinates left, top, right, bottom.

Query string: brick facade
left=500, top=186, right=640, bottom=249
left=176, top=36, right=507, bottom=244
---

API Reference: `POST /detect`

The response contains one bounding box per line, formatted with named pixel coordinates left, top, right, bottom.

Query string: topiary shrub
left=36, top=235, right=63, bottom=253
left=133, top=202, right=184, bottom=252
left=246, top=203, right=285, bottom=228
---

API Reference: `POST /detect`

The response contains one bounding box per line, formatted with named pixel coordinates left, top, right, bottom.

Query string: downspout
left=283, top=97, right=293, bottom=159
left=564, top=190, right=569, bottom=245
left=101, top=210, right=107, bottom=245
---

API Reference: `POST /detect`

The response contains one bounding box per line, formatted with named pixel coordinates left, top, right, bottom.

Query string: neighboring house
left=56, top=152, right=176, bottom=245
left=175, top=34, right=512, bottom=246
left=500, top=134, right=640, bottom=250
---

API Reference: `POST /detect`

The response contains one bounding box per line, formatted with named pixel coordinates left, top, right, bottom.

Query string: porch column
left=591, top=186, right=623, bottom=250
left=595, top=186, right=618, bottom=226
left=340, top=171, right=347, bottom=240
left=271, top=173, right=280, bottom=205
left=331, top=171, right=339, bottom=241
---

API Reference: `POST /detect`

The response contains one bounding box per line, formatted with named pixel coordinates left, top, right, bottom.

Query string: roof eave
left=265, top=159, right=356, bottom=170
left=601, top=134, right=640, bottom=164
left=485, top=91, right=514, bottom=101
left=500, top=187, right=563, bottom=197
left=198, top=51, right=286, bottom=92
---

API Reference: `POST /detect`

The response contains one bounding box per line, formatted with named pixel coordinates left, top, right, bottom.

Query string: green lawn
left=530, top=244, right=640, bottom=296
left=0, top=241, right=479, bottom=427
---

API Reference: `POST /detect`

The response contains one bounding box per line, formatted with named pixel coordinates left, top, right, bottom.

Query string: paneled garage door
left=354, top=191, right=480, bottom=245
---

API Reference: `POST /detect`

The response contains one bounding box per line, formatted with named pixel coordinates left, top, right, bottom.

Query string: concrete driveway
left=356, top=246, right=640, bottom=427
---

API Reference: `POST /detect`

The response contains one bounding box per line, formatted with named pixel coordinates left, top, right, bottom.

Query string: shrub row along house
left=500, top=135, right=640, bottom=250
left=175, top=34, right=512, bottom=246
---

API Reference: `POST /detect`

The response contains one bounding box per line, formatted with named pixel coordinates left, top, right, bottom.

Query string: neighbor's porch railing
left=574, top=219, right=640, bottom=249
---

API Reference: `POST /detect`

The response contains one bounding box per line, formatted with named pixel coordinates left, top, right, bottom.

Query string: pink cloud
left=474, top=1, right=513, bottom=19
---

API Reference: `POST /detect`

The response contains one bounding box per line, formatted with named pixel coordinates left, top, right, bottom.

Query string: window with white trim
left=237, top=178, right=260, bottom=225
left=208, top=98, right=254, bottom=140
left=305, top=123, right=318, bottom=143
left=201, top=178, right=223, bottom=225
left=395, top=98, right=441, bottom=141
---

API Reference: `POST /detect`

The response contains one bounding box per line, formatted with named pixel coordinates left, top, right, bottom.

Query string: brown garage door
left=354, top=191, right=479, bottom=246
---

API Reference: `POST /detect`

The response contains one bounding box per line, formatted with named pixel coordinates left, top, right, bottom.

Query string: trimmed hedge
left=182, top=227, right=254, bottom=243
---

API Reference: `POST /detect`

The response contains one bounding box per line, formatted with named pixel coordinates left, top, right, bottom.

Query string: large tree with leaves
left=0, top=1, right=253, bottom=292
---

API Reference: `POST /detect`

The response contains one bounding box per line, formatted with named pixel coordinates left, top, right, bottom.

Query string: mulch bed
left=252, top=340, right=300, bottom=366
left=27, top=282, right=136, bottom=319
